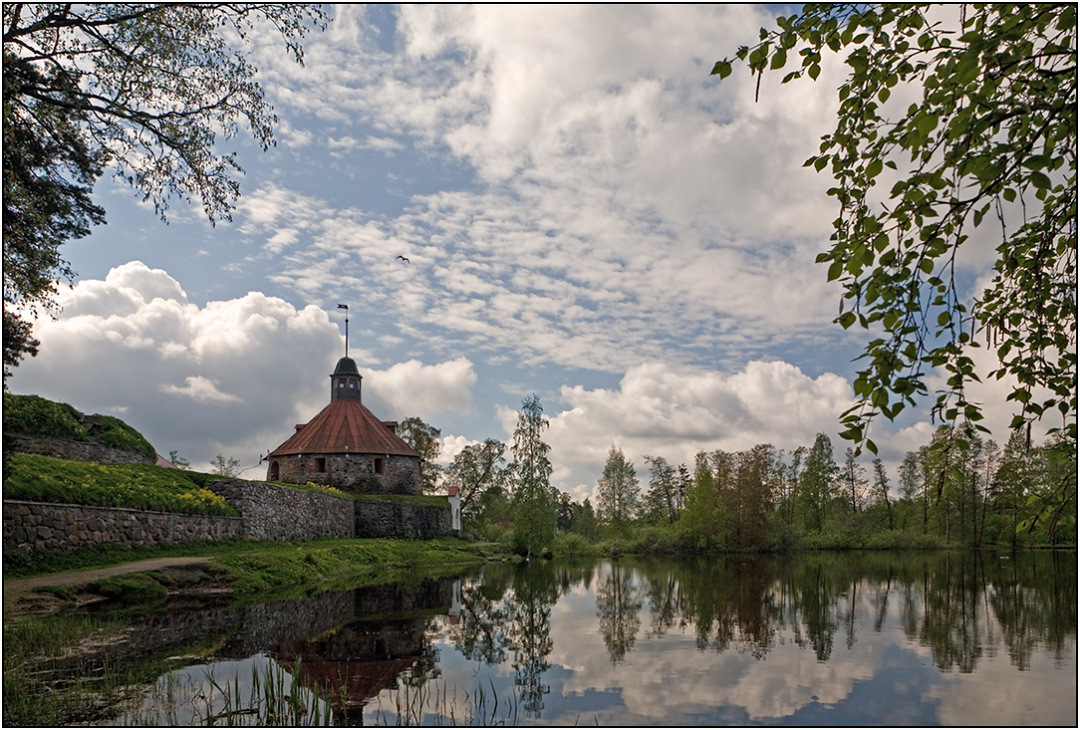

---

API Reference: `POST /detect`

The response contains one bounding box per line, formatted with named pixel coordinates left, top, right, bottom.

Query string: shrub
left=552, top=533, right=599, bottom=557
left=89, top=416, right=156, bottom=459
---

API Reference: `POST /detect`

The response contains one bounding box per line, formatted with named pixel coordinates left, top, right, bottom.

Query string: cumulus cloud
left=361, top=357, right=477, bottom=421
left=8, top=262, right=478, bottom=472
left=489, top=360, right=853, bottom=496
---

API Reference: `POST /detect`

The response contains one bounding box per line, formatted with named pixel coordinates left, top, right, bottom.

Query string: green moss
left=2, top=453, right=238, bottom=516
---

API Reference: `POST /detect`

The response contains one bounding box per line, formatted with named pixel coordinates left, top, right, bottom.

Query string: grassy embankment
left=3, top=452, right=496, bottom=608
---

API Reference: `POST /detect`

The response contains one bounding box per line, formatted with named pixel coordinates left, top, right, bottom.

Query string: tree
left=798, top=433, right=839, bottom=532
left=398, top=416, right=442, bottom=493
left=640, top=455, right=680, bottom=525
left=679, top=450, right=728, bottom=550
left=571, top=497, right=601, bottom=541
left=841, top=447, right=867, bottom=514
left=210, top=453, right=241, bottom=478
left=509, top=394, right=556, bottom=558
left=3, top=4, right=326, bottom=379
left=444, top=438, right=512, bottom=530
left=168, top=450, right=191, bottom=470
left=3, top=52, right=104, bottom=377
left=713, top=5, right=1076, bottom=460
left=596, top=445, right=640, bottom=535
left=871, top=458, right=894, bottom=529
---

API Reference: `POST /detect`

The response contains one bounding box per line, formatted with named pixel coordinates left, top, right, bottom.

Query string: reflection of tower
left=274, top=580, right=455, bottom=725
left=448, top=578, right=462, bottom=626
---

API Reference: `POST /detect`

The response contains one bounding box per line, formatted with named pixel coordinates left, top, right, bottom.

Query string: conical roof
left=268, top=398, right=419, bottom=458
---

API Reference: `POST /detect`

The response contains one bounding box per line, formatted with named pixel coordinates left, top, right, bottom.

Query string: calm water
left=66, top=552, right=1080, bottom=725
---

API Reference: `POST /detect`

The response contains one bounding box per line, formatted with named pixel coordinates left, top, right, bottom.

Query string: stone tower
left=265, top=357, right=422, bottom=494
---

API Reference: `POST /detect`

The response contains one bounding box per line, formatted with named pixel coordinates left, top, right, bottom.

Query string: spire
left=330, top=356, right=362, bottom=401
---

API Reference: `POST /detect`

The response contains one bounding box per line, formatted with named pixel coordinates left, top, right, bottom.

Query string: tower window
left=315, top=458, right=326, bottom=473
left=374, top=458, right=384, bottom=475
left=349, top=378, right=357, bottom=389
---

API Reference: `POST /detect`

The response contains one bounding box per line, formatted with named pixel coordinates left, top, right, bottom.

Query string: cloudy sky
left=9, top=5, right=1028, bottom=499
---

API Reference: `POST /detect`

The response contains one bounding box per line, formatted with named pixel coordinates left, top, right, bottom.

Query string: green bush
left=2, top=394, right=88, bottom=441
left=89, top=416, right=156, bottom=459
left=552, top=533, right=600, bottom=557
left=2, top=453, right=238, bottom=516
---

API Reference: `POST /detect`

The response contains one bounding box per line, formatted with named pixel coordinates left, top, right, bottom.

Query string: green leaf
left=711, top=60, right=733, bottom=79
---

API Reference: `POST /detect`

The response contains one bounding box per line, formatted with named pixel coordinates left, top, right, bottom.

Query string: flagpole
left=337, top=304, right=349, bottom=357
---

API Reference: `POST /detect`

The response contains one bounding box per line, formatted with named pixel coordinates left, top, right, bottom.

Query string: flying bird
left=396, top=255, right=410, bottom=263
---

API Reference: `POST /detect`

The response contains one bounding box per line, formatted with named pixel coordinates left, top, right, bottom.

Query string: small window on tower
left=349, top=379, right=356, bottom=389
left=374, top=458, right=384, bottom=475
left=315, top=458, right=326, bottom=473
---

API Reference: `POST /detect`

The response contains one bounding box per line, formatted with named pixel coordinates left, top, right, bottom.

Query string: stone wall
left=2, top=500, right=243, bottom=552
left=269, top=453, right=422, bottom=496
left=355, top=500, right=453, bottom=540
left=5, top=434, right=155, bottom=465
left=210, top=479, right=354, bottom=542
left=4, top=482, right=454, bottom=552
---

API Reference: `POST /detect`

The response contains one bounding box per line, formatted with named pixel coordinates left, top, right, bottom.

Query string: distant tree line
left=401, top=400, right=1075, bottom=555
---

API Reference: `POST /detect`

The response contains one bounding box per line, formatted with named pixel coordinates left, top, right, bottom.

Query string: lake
left=18, top=550, right=1079, bottom=726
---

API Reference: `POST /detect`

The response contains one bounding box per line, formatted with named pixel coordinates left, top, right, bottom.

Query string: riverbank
left=3, top=537, right=502, bottom=616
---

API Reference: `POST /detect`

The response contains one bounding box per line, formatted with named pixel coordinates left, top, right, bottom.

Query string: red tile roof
left=268, top=398, right=419, bottom=458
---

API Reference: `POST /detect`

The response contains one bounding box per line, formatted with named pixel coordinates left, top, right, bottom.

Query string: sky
left=8, top=5, right=1037, bottom=501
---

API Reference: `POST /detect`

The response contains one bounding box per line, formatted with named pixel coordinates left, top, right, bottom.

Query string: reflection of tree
left=787, top=560, right=841, bottom=661
left=988, top=551, right=1078, bottom=670
left=641, top=564, right=684, bottom=639
left=595, top=562, right=643, bottom=664
left=507, top=562, right=558, bottom=717
left=920, top=553, right=986, bottom=673
left=452, top=567, right=514, bottom=666
left=679, top=558, right=778, bottom=659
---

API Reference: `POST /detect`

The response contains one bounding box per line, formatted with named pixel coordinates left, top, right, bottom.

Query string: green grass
left=211, top=537, right=487, bottom=599
left=268, top=480, right=450, bottom=505
left=4, top=536, right=492, bottom=601
left=3, top=393, right=88, bottom=441
left=3, top=393, right=156, bottom=457
left=3, top=453, right=237, bottom=516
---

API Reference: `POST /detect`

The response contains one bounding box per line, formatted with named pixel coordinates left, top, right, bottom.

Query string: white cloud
left=241, top=5, right=853, bottom=376
left=489, top=360, right=854, bottom=494
left=161, top=375, right=242, bottom=405
left=361, top=357, right=478, bottom=421
left=8, top=262, right=475, bottom=472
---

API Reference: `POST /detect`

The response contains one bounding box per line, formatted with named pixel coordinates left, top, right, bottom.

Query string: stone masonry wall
left=4, top=482, right=453, bottom=552
left=355, top=500, right=452, bottom=540
left=210, top=479, right=354, bottom=542
left=270, top=453, right=422, bottom=496
left=3, top=500, right=243, bottom=552
left=6, top=434, right=155, bottom=465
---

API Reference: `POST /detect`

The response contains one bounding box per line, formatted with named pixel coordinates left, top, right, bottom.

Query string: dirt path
left=4, top=556, right=213, bottom=592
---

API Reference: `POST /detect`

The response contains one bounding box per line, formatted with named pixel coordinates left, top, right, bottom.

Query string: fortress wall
left=4, top=482, right=453, bottom=553
left=5, top=435, right=155, bottom=465
left=3, top=499, right=243, bottom=552
left=209, top=479, right=354, bottom=542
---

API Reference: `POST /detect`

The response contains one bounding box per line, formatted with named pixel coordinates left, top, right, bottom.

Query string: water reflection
left=64, top=551, right=1077, bottom=726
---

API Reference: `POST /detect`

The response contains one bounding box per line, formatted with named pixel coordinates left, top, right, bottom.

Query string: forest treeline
left=406, top=397, right=1076, bottom=555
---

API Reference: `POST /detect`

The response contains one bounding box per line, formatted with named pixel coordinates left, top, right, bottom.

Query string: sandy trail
left=4, top=556, right=212, bottom=592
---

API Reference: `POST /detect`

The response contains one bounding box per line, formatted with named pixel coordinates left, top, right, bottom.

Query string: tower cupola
left=330, top=356, right=362, bottom=401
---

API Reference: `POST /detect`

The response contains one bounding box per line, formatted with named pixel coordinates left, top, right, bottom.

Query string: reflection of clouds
left=419, top=564, right=1075, bottom=726
left=549, top=574, right=1075, bottom=724
left=928, top=649, right=1077, bottom=726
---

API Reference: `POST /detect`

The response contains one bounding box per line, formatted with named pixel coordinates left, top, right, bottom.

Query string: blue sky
left=9, top=5, right=1027, bottom=499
